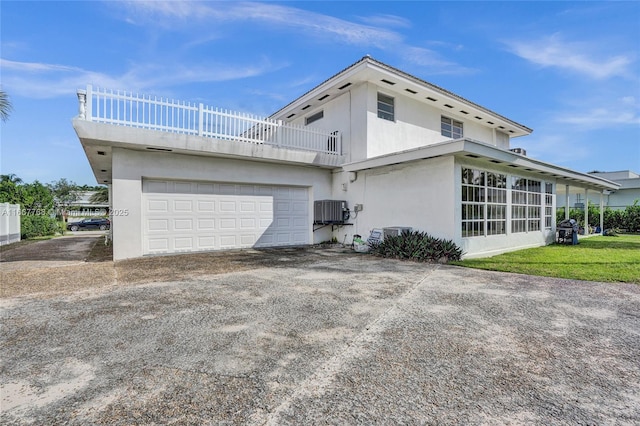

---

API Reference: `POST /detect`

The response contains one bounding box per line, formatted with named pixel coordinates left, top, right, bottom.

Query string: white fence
left=0, top=203, right=21, bottom=246
left=77, top=85, right=341, bottom=155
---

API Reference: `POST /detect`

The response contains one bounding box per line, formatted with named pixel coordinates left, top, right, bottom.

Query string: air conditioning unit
left=314, top=200, right=348, bottom=224
left=383, top=227, right=413, bottom=238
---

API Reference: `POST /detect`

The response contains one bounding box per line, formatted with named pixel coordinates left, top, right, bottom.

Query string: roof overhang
left=73, top=120, right=344, bottom=185
left=342, top=139, right=620, bottom=193
left=271, top=56, right=532, bottom=138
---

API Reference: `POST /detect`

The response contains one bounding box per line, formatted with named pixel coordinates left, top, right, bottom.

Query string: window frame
left=377, top=92, right=395, bottom=121
left=441, top=116, right=463, bottom=139
left=461, top=168, right=507, bottom=238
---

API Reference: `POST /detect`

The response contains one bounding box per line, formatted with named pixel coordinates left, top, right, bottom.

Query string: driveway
left=0, top=232, right=103, bottom=272
left=1, top=248, right=639, bottom=425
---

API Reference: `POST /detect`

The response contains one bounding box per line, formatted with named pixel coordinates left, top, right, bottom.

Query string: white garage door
left=142, top=180, right=309, bottom=255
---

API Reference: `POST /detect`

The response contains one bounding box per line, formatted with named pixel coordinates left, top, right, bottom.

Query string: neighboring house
left=557, top=171, right=640, bottom=210
left=66, top=191, right=109, bottom=217
left=72, top=56, right=618, bottom=260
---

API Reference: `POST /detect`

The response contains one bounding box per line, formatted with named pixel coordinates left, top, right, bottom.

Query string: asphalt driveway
left=1, top=248, right=639, bottom=425
left=0, top=233, right=103, bottom=272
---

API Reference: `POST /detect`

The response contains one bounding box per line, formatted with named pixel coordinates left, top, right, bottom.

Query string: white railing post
left=77, top=89, right=86, bottom=119
left=198, top=103, right=203, bottom=136
left=86, top=85, right=93, bottom=120
left=276, top=120, right=283, bottom=147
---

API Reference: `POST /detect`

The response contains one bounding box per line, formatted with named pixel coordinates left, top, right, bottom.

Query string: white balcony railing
left=76, top=85, right=341, bottom=155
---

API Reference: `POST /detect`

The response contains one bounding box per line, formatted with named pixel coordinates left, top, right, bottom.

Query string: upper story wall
left=285, top=81, right=514, bottom=163
left=365, top=83, right=509, bottom=159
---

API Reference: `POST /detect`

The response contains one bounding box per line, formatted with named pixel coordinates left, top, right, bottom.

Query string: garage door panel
left=197, top=183, right=215, bottom=194
left=219, top=218, right=236, bottom=229
left=148, top=219, right=169, bottom=231
left=220, top=201, right=236, bottom=212
left=174, top=219, right=193, bottom=230
left=148, top=238, right=169, bottom=251
left=174, top=237, right=194, bottom=250
left=143, top=180, right=309, bottom=255
left=220, top=235, right=238, bottom=248
left=240, top=218, right=256, bottom=229
left=147, top=200, right=169, bottom=212
left=198, top=235, right=216, bottom=249
left=174, top=200, right=193, bottom=212
left=198, top=200, right=215, bottom=212
left=218, top=184, right=236, bottom=195
left=197, top=219, right=215, bottom=230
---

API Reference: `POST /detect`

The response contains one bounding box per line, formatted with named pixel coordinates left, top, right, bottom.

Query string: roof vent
left=510, top=148, right=527, bottom=156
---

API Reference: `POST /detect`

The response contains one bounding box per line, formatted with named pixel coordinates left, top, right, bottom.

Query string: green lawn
left=452, top=235, right=640, bottom=284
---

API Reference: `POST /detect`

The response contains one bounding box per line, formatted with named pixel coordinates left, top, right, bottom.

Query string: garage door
left=142, top=180, right=309, bottom=255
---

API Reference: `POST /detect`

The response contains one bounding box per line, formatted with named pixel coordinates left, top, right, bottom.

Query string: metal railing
left=76, top=85, right=341, bottom=155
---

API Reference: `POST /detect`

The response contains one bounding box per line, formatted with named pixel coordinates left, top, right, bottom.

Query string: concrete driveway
left=1, top=248, right=639, bottom=425
left=0, top=232, right=103, bottom=272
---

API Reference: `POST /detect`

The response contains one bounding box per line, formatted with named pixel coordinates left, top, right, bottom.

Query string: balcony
left=76, top=85, right=341, bottom=156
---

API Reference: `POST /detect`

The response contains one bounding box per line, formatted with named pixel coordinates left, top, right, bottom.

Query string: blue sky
left=1, top=1, right=639, bottom=186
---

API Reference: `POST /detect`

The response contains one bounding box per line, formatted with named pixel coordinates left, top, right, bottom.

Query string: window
left=377, top=93, right=394, bottom=121
left=461, top=168, right=507, bottom=238
left=305, top=110, right=323, bottom=125
left=442, top=116, right=463, bottom=139
left=544, top=183, right=553, bottom=229
left=511, top=177, right=542, bottom=233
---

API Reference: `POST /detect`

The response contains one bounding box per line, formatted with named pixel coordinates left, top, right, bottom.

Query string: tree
left=89, top=186, right=109, bottom=203
left=0, top=174, right=24, bottom=204
left=0, top=89, right=12, bottom=122
left=22, top=180, right=54, bottom=211
left=48, top=178, right=79, bottom=217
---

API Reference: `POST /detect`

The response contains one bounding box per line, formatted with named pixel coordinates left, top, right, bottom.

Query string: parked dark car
left=67, top=218, right=111, bottom=231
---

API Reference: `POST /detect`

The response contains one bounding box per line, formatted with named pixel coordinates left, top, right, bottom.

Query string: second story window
left=305, top=110, right=324, bottom=125
left=441, top=116, right=463, bottom=139
left=377, top=93, right=395, bottom=121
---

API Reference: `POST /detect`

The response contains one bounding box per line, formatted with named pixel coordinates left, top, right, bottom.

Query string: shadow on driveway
left=0, top=234, right=102, bottom=264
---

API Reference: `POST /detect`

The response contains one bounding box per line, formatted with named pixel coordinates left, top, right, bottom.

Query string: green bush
left=625, top=201, right=640, bottom=232
left=21, top=215, right=62, bottom=239
left=369, top=230, right=463, bottom=262
left=557, top=203, right=639, bottom=231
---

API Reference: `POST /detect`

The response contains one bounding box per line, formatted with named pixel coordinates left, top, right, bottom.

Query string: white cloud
left=0, top=58, right=283, bottom=98
left=401, top=47, right=476, bottom=75
left=117, top=1, right=469, bottom=75
left=357, top=14, right=412, bottom=28
left=555, top=96, right=640, bottom=130
left=120, top=1, right=402, bottom=48
left=505, top=34, right=634, bottom=80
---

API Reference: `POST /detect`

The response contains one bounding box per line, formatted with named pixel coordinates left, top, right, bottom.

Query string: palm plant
left=0, top=89, right=13, bottom=122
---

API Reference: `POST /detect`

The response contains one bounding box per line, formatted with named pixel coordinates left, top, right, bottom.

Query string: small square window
left=377, top=93, right=394, bottom=121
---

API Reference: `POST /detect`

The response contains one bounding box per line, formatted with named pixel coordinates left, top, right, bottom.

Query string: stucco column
left=565, top=185, right=570, bottom=220
left=600, top=192, right=604, bottom=234
left=584, top=188, right=589, bottom=235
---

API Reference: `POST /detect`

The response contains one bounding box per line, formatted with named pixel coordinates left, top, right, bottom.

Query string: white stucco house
left=557, top=170, right=640, bottom=210
left=73, top=56, right=619, bottom=260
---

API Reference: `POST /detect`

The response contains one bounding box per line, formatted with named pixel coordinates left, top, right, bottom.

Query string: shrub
left=369, top=230, right=463, bottom=262
left=21, top=215, right=62, bottom=239
left=624, top=201, right=640, bottom=232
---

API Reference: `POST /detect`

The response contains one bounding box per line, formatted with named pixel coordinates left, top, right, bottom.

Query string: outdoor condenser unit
left=383, top=227, right=413, bottom=238
left=314, top=200, right=348, bottom=224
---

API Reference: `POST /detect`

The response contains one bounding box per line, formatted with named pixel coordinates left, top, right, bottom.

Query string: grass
left=452, top=234, right=640, bottom=284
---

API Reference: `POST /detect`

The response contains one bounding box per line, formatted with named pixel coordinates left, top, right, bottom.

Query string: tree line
left=0, top=174, right=109, bottom=238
